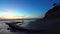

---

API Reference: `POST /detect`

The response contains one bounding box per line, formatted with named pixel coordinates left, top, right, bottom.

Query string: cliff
left=44, top=6, right=60, bottom=19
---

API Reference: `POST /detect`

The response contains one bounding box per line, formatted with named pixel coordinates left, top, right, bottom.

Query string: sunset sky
left=0, top=0, right=60, bottom=19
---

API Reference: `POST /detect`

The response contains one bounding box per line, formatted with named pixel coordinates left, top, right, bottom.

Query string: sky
left=0, top=0, right=60, bottom=19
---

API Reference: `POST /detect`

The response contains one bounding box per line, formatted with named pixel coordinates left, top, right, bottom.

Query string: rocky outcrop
left=44, top=5, right=60, bottom=19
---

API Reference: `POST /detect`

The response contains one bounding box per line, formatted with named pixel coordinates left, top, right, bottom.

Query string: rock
left=44, top=5, right=60, bottom=19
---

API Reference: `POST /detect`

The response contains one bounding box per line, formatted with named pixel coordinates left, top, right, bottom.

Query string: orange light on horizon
left=0, top=16, right=26, bottom=19
left=0, top=11, right=26, bottom=19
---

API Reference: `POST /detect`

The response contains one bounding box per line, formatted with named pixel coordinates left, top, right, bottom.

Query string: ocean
left=0, top=20, right=40, bottom=34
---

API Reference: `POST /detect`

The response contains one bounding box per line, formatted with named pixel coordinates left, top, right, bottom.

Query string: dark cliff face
left=44, top=6, right=60, bottom=19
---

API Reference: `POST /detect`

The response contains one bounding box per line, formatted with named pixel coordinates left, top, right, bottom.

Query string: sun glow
left=2, top=16, right=25, bottom=19
left=0, top=11, right=26, bottom=19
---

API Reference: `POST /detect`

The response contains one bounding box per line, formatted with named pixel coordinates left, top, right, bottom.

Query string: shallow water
left=0, top=20, right=40, bottom=34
